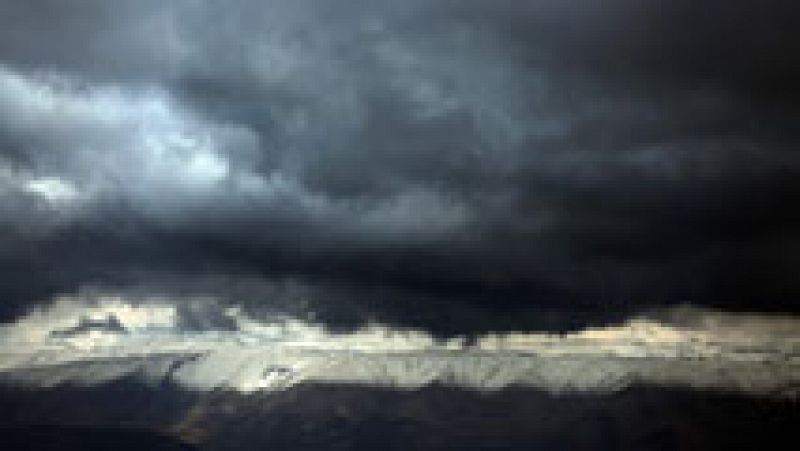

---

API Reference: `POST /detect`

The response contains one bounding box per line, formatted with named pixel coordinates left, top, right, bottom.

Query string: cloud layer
left=1, top=296, right=797, bottom=397
left=1, top=1, right=799, bottom=331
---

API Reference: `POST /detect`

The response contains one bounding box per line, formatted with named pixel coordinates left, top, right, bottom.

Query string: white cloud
left=23, top=177, right=81, bottom=204
left=0, top=293, right=796, bottom=395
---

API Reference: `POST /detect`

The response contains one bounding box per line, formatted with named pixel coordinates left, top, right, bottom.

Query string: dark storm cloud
left=0, top=0, right=798, bottom=332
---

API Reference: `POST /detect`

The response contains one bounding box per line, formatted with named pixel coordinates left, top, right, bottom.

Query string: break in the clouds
left=1, top=0, right=799, bottom=331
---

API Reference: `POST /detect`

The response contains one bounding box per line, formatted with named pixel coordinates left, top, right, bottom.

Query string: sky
left=1, top=0, right=799, bottom=335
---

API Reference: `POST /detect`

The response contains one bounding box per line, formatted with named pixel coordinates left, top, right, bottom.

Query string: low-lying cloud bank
left=0, top=295, right=796, bottom=397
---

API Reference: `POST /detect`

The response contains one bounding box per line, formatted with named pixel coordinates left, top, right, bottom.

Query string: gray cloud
left=0, top=0, right=799, bottom=331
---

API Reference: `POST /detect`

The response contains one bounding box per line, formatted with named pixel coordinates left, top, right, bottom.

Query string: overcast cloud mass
left=1, top=0, right=799, bottom=334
